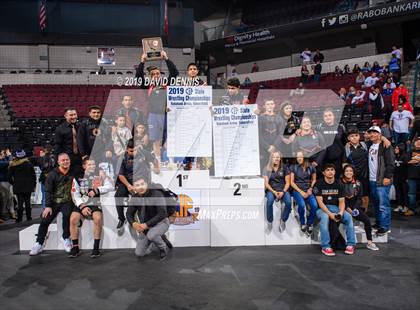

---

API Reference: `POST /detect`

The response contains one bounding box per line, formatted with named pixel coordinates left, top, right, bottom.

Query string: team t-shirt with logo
left=313, top=179, right=344, bottom=206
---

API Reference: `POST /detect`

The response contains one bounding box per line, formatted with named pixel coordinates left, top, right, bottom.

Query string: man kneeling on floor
left=69, top=157, right=113, bottom=258
left=313, top=163, right=356, bottom=256
left=126, top=176, right=170, bottom=260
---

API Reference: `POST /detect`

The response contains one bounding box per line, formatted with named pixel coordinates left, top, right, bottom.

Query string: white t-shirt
left=390, top=110, right=414, bottom=133
left=364, top=76, right=379, bottom=87
left=392, top=49, right=402, bottom=59
left=301, top=51, right=311, bottom=62
left=369, top=143, right=380, bottom=181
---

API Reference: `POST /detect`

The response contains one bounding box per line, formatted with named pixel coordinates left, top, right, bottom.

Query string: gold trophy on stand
left=142, top=37, right=163, bottom=61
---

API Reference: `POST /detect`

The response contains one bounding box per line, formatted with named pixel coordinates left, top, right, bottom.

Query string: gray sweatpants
left=135, top=218, right=170, bottom=257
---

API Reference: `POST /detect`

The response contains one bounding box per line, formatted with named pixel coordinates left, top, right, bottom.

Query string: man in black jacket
left=77, top=105, right=112, bottom=163
left=8, top=150, right=36, bottom=222
left=367, top=126, right=395, bottom=236
left=116, top=95, right=146, bottom=133
left=126, top=177, right=170, bottom=260
left=54, top=108, right=81, bottom=171
left=135, top=50, right=179, bottom=161
left=29, top=153, right=75, bottom=256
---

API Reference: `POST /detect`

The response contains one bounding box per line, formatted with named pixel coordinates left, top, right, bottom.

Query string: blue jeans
left=392, top=132, right=409, bottom=145
left=369, top=181, right=391, bottom=230
left=407, top=179, right=419, bottom=211
left=292, top=191, right=318, bottom=225
left=40, top=183, right=46, bottom=209
left=265, top=191, right=292, bottom=223
left=316, top=205, right=356, bottom=249
left=313, top=74, right=320, bottom=82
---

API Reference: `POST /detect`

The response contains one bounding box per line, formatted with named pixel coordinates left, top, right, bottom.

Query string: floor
left=1, top=206, right=419, bottom=310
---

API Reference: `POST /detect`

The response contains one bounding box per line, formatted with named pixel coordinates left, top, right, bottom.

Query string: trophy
left=142, top=37, right=163, bottom=61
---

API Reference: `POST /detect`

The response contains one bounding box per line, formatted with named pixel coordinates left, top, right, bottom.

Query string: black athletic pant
left=36, top=202, right=73, bottom=244
left=394, top=178, right=408, bottom=207
left=16, top=192, right=32, bottom=221
left=115, top=183, right=129, bottom=222
left=352, top=206, right=373, bottom=241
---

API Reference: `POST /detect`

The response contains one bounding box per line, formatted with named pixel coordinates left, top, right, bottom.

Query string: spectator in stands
left=334, top=66, right=343, bottom=77
left=290, top=151, right=317, bottom=236
left=293, top=116, right=326, bottom=168
left=29, top=153, right=75, bottom=256
left=116, top=95, right=145, bottom=133
left=300, top=48, right=311, bottom=64
left=300, top=64, right=310, bottom=84
left=338, top=87, right=347, bottom=100
left=54, top=107, right=82, bottom=172
left=361, top=62, right=371, bottom=73
left=258, top=99, right=284, bottom=170
left=352, top=64, right=361, bottom=74
left=355, top=72, right=365, bottom=85
left=371, top=61, right=381, bottom=74
left=243, top=76, right=252, bottom=87
left=35, top=146, right=55, bottom=209
left=369, top=86, right=384, bottom=118
left=404, top=138, right=420, bottom=216
left=8, top=150, right=36, bottom=222
left=351, top=89, right=366, bottom=105
left=0, top=149, right=15, bottom=220
left=263, top=151, right=291, bottom=233
left=340, top=164, right=379, bottom=251
left=279, top=101, right=300, bottom=160
left=342, top=128, right=370, bottom=212
left=381, top=123, right=392, bottom=143
left=367, top=126, right=395, bottom=236
left=382, top=78, right=396, bottom=96
left=126, top=176, right=170, bottom=260
left=115, top=139, right=159, bottom=229
left=388, top=54, right=401, bottom=82
left=69, top=158, right=114, bottom=258
left=77, top=105, right=112, bottom=163
left=136, top=50, right=179, bottom=161
left=343, top=64, right=351, bottom=75
left=313, top=49, right=324, bottom=63
left=313, top=163, right=356, bottom=256
left=313, top=60, right=322, bottom=83
left=134, top=122, right=150, bottom=151
left=111, top=114, right=132, bottom=158
left=392, top=82, right=410, bottom=111
left=391, top=46, right=402, bottom=61
left=217, top=77, right=250, bottom=105
left=318, top=109, right=347, bottom=177
left=363, top=72, right=379, bottom=88
left=393, top=143, right=409, bottom=213
left=251, top=62, right=259, bottom=73
left=347, top=86, right=357, bottom=100
left=291, top=82, right=305, bottom=96
left=390, top=102, right=414, bottom=145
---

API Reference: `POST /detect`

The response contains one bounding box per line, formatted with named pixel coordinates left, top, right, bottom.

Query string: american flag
left=39, top=0, right=47, bottom=31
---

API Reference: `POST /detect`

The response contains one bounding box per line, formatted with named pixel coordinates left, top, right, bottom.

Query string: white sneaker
left=265, top=223, right=273, bottom=234
left=62, top=238, right=72, bottom=253
left=29, top=242, right=43, bottom=256
left=367, top=242, right=379, bottom=251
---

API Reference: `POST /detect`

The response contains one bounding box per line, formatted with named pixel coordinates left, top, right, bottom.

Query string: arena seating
left=2, top=69, right=391, bottom=151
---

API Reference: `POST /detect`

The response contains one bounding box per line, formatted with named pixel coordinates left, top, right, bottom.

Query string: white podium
left=19, top=169, right=387, bottom=251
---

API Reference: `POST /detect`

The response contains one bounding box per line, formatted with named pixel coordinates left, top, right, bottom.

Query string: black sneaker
left=90, top=249, right=102, bottom=258
left=68, top=246, right=80, bottom=258
left=300, top=225, right=307, bottom=234
left=372, top=223, right=380, bottom=230
left=117, top=220, right=125, bottom=229
left=306, top=225, right=313, bottom=236
left=376, top=228, right=388, bottom=236
left=159, top=249, right=167, bottom=261
left=161, top=235, right=173, bottom=250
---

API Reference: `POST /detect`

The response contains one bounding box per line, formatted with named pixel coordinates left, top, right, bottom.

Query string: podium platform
left=19, top=169, right=387, bottom=251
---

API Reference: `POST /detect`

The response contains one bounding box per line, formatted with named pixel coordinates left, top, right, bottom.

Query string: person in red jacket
left=392, top=82, right=410, bottom=111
